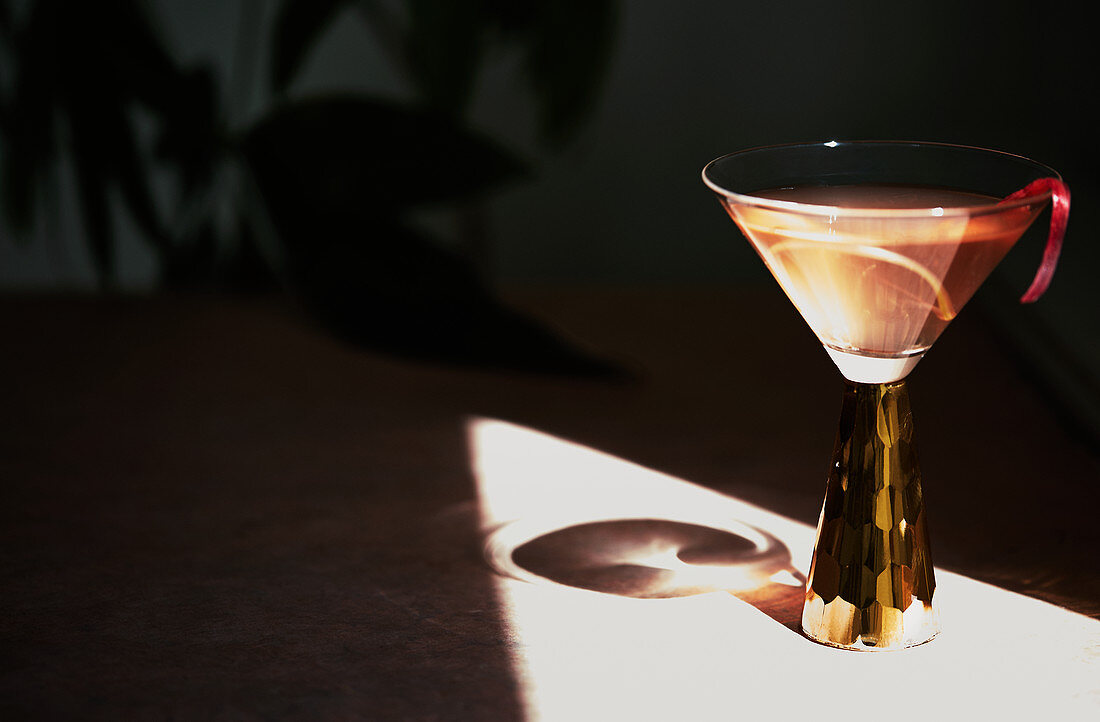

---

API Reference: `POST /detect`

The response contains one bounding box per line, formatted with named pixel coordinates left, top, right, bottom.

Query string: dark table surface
left=2, top=287, right=1098, bottom=719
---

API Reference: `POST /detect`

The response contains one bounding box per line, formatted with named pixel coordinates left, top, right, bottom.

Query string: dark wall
left=482, top=1, right=1089, bottom=283
left=2, top=1, right=1091, bottom=288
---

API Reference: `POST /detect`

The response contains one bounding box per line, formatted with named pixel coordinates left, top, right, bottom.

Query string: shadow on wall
left=0, top=0, right=621, bottom=374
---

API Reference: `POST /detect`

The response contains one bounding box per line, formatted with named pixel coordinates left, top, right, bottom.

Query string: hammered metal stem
left=801, top=379, right=939, bottom=650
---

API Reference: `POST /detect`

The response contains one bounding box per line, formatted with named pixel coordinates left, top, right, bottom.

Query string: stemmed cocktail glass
left=702, top=141, right=1068, bottom=650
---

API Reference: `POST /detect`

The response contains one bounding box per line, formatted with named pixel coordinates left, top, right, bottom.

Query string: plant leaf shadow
left=484, top=517, right=808, bottom=634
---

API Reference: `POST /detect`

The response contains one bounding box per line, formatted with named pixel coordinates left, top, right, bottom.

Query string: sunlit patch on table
left=467, top=418, right=1100, bottom=720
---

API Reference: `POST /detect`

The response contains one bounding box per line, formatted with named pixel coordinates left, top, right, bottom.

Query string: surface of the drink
left=755, top=183, right=1000, bottom=210
left=725, top=183, right=1043, bottom=359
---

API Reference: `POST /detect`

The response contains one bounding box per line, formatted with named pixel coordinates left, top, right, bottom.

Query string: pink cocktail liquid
left=724, top=184, right=1043, bottom=370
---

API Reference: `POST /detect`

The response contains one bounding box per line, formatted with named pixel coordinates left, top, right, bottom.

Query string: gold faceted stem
left=801, top=379, right=939, bottom=650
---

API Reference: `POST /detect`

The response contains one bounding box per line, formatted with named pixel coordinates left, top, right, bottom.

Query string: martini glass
left=702, top=141, right=1066, bottom=650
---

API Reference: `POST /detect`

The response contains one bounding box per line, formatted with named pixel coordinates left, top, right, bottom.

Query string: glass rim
left=701, top=140, right=1061, bottom=219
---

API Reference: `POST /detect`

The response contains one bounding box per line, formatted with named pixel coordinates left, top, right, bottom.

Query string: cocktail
left=702, top=141, right=1069, bottom=650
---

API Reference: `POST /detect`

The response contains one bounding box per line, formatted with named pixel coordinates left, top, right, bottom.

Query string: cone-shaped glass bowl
left=703, top=141, right=1061, bottom=650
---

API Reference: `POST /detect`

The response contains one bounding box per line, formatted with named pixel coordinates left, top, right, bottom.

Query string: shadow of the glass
left=484, top=518, right=808, bottom=633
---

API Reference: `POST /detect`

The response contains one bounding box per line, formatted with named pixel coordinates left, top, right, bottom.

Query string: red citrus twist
left=1001, top=177, right=1070, bottom=303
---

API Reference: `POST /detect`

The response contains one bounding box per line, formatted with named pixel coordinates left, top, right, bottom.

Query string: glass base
left=802, top=594, right=939, bottom=651
left=801, top=379, right=939, bottom=650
